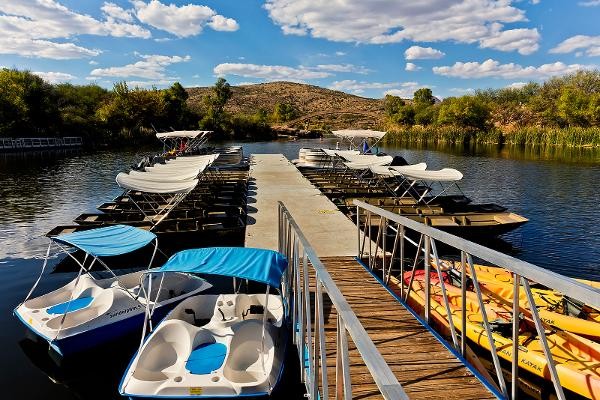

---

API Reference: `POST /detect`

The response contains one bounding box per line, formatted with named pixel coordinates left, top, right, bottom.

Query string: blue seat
left=47, top=296, right=94, bottom=314
left=185, top=342, right=227, bottom=375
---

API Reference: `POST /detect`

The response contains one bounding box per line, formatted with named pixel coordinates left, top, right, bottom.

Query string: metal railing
left=354, top=199, right=600, bottom=400
left=0, top=137, right=82, bottom=150
left=278, top=201, right=408, bottom=400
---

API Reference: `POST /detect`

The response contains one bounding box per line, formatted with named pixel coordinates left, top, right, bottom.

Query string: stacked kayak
left=397, top=270, right=600, bottom=399
left=435, top=259, right=600, bottom=340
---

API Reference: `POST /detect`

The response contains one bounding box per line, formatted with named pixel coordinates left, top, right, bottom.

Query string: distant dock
left=0, top=137, right=82, bottom=152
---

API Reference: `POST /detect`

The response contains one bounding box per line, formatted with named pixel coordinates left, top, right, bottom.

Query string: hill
left=186, top=81, right=386, bottom=129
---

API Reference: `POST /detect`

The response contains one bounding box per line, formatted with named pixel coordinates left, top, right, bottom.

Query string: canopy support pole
left=261, top=285, right=270, bottom=375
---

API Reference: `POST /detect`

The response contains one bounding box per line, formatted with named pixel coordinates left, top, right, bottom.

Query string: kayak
left=435, top=259, right=600, bottom=340
left=398, top=270, right=600, bottom=399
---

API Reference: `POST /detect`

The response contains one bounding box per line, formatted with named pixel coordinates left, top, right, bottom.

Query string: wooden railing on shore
left=0, top=137, right=82, bottom=151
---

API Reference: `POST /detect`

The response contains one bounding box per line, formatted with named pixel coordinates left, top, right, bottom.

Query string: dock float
left=247, top=154, right=497, bottom=398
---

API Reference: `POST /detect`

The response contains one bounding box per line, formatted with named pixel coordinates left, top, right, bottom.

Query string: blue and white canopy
left=159, top=247, right=288, bottom=287
left=51, top=225, right=156, bottom=257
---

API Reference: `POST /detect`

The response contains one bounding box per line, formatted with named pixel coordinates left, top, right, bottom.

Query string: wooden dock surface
left=318, top=257, right=497, bottom=399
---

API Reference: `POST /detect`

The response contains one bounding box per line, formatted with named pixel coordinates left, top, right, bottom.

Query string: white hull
left=120, top=293, right=287, bottom=398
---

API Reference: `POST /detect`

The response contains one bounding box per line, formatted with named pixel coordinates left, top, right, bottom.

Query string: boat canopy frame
left=155, top=130, right=212, bottom=155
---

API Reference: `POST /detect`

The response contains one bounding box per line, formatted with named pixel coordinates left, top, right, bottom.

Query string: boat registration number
left=189, top=387, right=203, bottom=395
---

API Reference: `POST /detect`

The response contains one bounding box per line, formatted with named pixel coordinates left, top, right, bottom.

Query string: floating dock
left=246, top=154, right=496, bottom=398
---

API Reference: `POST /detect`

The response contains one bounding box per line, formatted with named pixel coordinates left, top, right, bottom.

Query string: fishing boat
left=435, top=259, right=600, bottom=340
left=14, top=225, right=212, bottom=356
left=398, top=270, right=600, bottom=399
left=120, top=247, right=289, bottom=398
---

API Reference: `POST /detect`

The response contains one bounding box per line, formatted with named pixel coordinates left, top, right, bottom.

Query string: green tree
left=383, top=94, right=404, bottom=116
left=199, top=78, right=233, bottom=133
left=437, top=96, right=490, bottom=130
left=394, top=105, right=416, bottom=126
left=412, top=88, right=435, bottom=108
left=272, top=102, right=297, bottom=122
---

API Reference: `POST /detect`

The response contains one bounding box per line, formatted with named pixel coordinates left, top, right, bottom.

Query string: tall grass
left=383, top=125, right=600, bottom=147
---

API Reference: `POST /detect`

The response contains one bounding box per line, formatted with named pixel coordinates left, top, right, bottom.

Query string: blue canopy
left=159, top=247, right=288, bottom=287
left=52, top=225, right=157, bottom=257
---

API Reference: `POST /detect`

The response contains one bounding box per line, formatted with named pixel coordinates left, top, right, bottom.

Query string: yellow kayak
left=396, top=271, right=600, bottom=399
left=434, top=259, right=600, bottom=339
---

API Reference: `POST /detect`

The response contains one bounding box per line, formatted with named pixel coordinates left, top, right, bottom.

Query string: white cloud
left=579, top=1, right=600, bottom=6
left=101, top=2, right=134, bottom=22
left=132, top=0, right=238, bottom=37
left=34, top=71, right=76, bottom=83
left=89, top=60, right=98, bottom=65
left=404, top=46, right=445, bottom=60
left=329, top=80, right=426, bottom=97
left=449, top=87, right=474, bottom=93
left=312, top=64, right=371, bottom=74
left=550, top=35, right=600, bottom=57
left=433, top=59, right=594, bottom=79
left=0, top=0, right=149, bottom=59
left=154, top=37, right=172, bottom=42
left=126, top=79, right=177, bottom=88
left=405, top=62, right=421, bottom=71
left=214, top=63, right=331, bottom=81
left=335, top=51, right=347, bottom=56
left=479, top=26, right=540, bottom=55
left=506, top=82, right=527, bottom=89
left=90, top=54, right=191, bottom=79
left=0, top=38, right=100, bottom=59
left=264, top=0, right=540, bottom=54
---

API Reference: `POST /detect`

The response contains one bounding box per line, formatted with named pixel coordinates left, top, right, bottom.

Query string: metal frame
left=354, top=199, right=600, bottom=400
left=278, top=202, right=408, bottom=400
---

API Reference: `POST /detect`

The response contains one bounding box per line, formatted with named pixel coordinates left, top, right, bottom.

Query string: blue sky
left=1, top=0, right=599, bottom=99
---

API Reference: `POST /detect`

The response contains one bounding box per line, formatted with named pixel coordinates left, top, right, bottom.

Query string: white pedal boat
left=120, top=247, right=289, bottom=398
left=14, top=225, right=212, bottom=356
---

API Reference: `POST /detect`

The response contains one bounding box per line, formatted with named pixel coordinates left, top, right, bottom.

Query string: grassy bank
left=382, top=125, right=600, bottom=147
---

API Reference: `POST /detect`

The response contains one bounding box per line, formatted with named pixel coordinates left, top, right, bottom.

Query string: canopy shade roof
left=159, top=247, right=288, bottom=287
left=369, top=163, right=427, bottom=177
left=401, top=168, right=463, bottom=182
left=321, top=149, right=360, bottom=157
left=52, top=225, right=156, bottom=257
left=116, top=173, right=198, bottom=193
left=155, top=130, right=211, bottom=139
left=332, top=130, right=386, bottom=140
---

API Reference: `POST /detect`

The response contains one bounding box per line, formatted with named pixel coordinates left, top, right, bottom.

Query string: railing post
left=512, top=273, right=520, bottom=400
left=399, top=225, right=405, bottom=297
left=336, top=314, right=352, bottom=400
left=356, top=205, right=361, bottom=259
left=424, top=235, right=431, bottom=324
left=460, top=251, right=467, bottom=357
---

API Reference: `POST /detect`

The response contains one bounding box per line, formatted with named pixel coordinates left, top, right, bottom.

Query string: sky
left=0, top=0, right=599, bottom=99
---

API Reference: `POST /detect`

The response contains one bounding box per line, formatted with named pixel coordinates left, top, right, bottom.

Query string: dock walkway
left=247, top=154, right=496, bottom=398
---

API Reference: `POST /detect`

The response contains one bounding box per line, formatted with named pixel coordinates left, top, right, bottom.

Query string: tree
left=272, top=102, right=297, bottom=122
left=394, top=105, right=416, bottom=126
left=413, top=88, right=435, bottom=108
left=437, top=96, right=490, bottom=130
left=200, top=78, right=233, bottom=133
left=383, top=94, right=404, bottom=116
left=162, top=82, right=191, bottom=128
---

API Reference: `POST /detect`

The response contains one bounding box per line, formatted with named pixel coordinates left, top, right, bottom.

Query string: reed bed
left=383, top=125, right=600, bottom=147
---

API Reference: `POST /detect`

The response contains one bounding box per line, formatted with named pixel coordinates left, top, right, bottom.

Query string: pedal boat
left=14, top=225, right=212, bottom=356
left=120, top=247, right=289, bottom=399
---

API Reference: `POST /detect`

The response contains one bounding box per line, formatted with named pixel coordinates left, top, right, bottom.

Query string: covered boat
left=120, top=247, right=289, bottom=398
left=14, top=225, right=212, bottom=356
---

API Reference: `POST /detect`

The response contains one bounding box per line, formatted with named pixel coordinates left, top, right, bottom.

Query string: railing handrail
left=279, top=201, right=408, bottom=400
left=354, top=200, right=600, bottom=308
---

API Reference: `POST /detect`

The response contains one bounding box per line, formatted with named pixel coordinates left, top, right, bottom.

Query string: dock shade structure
left=397, top=168, right=465, bottom=204
left=115, top=154, right=218, bottom=227
left=332, top=129, right=387, bottom=152
left=155, top=130, right=212, bottom=155
left=369, top=163, right=428, bottom=177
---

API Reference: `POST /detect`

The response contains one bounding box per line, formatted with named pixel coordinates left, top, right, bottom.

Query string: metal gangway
left=352, top=199, right=600, bottom=400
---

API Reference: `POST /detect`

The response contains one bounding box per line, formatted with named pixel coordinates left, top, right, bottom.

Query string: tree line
left=383, top=70, right=600, bottom=146
left=0, top=69, right=283, bottom=144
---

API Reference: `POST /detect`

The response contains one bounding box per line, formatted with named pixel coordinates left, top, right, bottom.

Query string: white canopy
left=128, top=169, right=199, bottom=182
left=341, top=154, right=393, bottom=163
left=401, top=168, right=463, bottom=182
left=321, top=149, right=360, bottom=157
left=332, top=129, right=387, bottom=140
left=343, top=156, right=394, bottom=169
left=165, top=154, right=219, bottom=164
left=155, top=130, right=211, bottom=139
left=370, top=163, right=428, bottom=177
left=116, top=173, right=198, bottom=194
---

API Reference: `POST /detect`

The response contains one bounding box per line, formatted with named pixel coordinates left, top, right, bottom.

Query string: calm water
left=0, top=140, right=599, bottom=399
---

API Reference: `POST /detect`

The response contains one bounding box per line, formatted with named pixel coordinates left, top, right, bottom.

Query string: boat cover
left=370, top=163, right=427, bottom=176
left=343, top=156, right=394, bottom=169
left=321, top=149, right=360, bottom=157
left=165, top=154, right=219, bottom=164
left=159, top=247, right=288, bottom=287
left=128, top=169, right=199, bottom=182
left=332, top=129, right=386, bottom=139
left=52, top=224, right=156, bottom=257
left=342, top=154, right=393, bottom=164
left=156, top=130, right=211, bottom=139
left=401, top=168, right=463, bottom=182
left=116, top=173, right=198, bottom=193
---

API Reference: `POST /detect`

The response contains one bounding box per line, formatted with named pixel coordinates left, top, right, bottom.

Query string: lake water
left=0, top=139, right=599, bottom=399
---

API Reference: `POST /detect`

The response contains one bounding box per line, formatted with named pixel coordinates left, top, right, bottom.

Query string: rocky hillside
left=186, top=81, right=386, bottom=129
